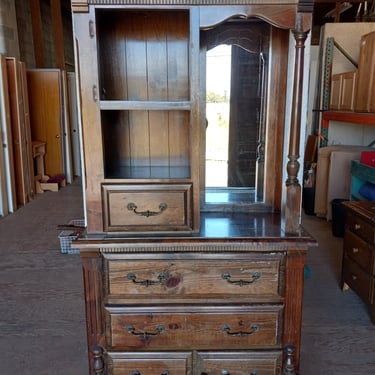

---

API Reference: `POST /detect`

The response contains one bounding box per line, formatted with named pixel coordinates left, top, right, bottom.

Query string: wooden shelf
left=320, top=111, right=375, bottom=147
left=100, top=100, right=191, bottom=111
left=322, top=111, right=375, bottom=129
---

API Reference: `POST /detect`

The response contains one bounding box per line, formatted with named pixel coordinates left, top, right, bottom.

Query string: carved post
left=81, top=251, right=105, bottom=374
left=285, top=14, right=309, bottom=234
left=283, top=345, right=296, bottom=375
left=92, top=346, right=105, bottom=375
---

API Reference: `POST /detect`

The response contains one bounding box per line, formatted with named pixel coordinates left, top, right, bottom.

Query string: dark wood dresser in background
left=342, top=201, right=375, bottom=324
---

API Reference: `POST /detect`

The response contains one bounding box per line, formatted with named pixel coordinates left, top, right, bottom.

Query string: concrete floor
left=0, top=178, right=374, bottom=374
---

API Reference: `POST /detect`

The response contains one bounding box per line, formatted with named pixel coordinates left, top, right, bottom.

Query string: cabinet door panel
left=27, top=69, right=63, bottom=178
left=355, top=31, right=375, bottom=112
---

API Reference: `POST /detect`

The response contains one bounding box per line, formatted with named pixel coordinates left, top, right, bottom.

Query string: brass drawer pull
left=354, top=223, right=361, bottom=230
left=352, top=247, right=359, bottom=254
left=127, top=202, right=168, bottom=217
left=221, top=271, right=261, bottom=286
left=221, top=323, right=260, bottom=337
left=132, top=371, right=169, bottom=375
left=127, top=271, right=169, bottom=287
left=126, top=324, right=165, bottom=339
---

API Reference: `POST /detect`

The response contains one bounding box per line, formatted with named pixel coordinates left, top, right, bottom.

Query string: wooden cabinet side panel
left=81, top=253, right=106, bottom=375
left=74, top=10, right=104, bottom=233
left=264, top=27, right=288, bottom=212
left=283, top=250, right=306, bottom=371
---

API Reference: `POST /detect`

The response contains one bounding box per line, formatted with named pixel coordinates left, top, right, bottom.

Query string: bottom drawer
left=106, top=351, right=283, bottom=375
left=107, top=352, right=192, bottom=375
left=342, top=255, right=375, bottom=303
left=198, top=351, right=283, bottom=375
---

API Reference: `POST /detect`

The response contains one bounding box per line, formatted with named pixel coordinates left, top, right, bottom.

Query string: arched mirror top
left=199, top=5, right=298, bottom=31
left=202, top=20, right=270, bottom=53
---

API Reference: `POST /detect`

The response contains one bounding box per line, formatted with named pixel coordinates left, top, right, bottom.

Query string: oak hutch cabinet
left=71, top=1, right=316, bottom=374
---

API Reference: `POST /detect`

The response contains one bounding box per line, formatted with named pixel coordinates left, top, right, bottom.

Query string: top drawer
left=102, top=184, right=193, bottom=232
left=346, top=211, right=375, bottom=244
left=104, top=253, right=284, bottom=303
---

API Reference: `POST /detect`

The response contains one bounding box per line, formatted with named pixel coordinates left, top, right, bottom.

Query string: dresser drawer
left=105, top=254, right=283, bottom=302
left=344, top=231, right=375, bottom=274
left=197, top=351, right=283, bottom=375
left=102, top=184, right=192, bottom=232
left=346, top=211, right=375, bottom=244
left=106, top=305, right=282, bottom=350
left=342, top=255, right=375, bottom=304
left=106, top=352, right=192, bottom=375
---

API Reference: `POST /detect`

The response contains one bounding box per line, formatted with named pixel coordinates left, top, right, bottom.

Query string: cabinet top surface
left=343, top=200, right=375, bottom=221
left=73, top=0, right=302, bottom=5
left=77, top=212, right=316, bottom=248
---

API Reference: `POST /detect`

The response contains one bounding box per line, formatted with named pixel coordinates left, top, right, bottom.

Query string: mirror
left=202, top=20, right=270, bottom=209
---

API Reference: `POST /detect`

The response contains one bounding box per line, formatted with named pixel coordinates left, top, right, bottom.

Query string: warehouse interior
left=1, top=1, right=375, bottom=374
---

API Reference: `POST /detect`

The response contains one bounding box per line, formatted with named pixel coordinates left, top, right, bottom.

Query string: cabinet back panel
left=97, top=10, right=190, bottom=101
left=102, top=111, right=190, bottom=178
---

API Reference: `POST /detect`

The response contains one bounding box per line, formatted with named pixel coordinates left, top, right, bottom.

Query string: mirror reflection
left=203, top=20, right=269, bottom=207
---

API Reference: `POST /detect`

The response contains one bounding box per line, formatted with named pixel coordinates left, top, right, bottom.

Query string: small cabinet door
left=355, top=31, right=375, bottom=112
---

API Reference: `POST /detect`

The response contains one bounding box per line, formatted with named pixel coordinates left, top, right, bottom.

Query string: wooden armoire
left=71, top=1, right=316, bottom=374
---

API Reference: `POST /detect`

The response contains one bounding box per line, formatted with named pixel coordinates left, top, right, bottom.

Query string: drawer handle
left=221, top=323, right=260, bottom=337
left=352, top=247, right=359, bottom=254
left=351, top=274, right=358, bottom=281
left=221, top=271, right=261, bottom=286
left=127, top=202, right=168, bottom=217
left=127, top=272, right=169, bottom=287
left=132, top=371, right=169, bottom=375
left=126, top=324, right=164, bottom=339
left=354, top=224, right=361, bottom=230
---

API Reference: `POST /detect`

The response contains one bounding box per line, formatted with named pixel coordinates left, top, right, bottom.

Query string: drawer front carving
left=102, top=184, right=192, bottom=232
left=106, top=257, right=282, bottom=301
left=346, top=212, right=375, bottom=244
left=107, top=306, right=282, bottom=350
left=197, top=351, right=283, bottom=375
left=342, top=255, right=375, bottom=304
left=344, top=231, right=374, bottom=274
left=107, top=352, right=192, bottom=375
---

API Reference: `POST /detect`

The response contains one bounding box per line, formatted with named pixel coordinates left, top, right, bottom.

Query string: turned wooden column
left=81, top=251, right=106, bottom=375
left=285, top=13, right=309, bottom=234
